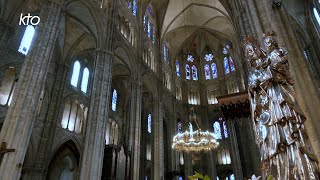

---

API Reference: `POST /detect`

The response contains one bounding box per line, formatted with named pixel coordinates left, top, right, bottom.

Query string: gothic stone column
left=0, top=1, right=62, bottom=179
left=152, top=100, right=164, bottom=180
left=129, top=79, right=142, bottom=180
left=79, top=50, right=113, bottom=179
left=227, top=119, right=244, bottom=180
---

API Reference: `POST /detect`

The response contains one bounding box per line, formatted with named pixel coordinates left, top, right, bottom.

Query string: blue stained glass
left=224, top=57, right=230, bottom=74
left=223, top=47, right=228, bottom=55
left=226, top=44, right=231, bottom=49
left=205, top=53, right=214, bottom=61
left=223, top=121, right=228, bottom=138
left=176, top=60, right=180, bottom=76
left=186, top=64, right=191, bottom=80
left=229, top=56, right=235, bottom=71
left=127, top=1, right=132, bottom=9
left=204, top=64, right=211, bottom=80
left=230, top=174, right=235, bottom=180
left=187, top=55, right=194, bottom=62
left=112, top=89, right=117, bottom=111
left=71, top=61, right=81, bottom=87
left=214, top=121, right=222, bottom=139
left=18, top=25, right=35, bottom=55
left=192, top=65, right=198, bottom=81
left=211, top=63, right=218, bottom=79
left=144, top=15, right=147, bottom=32
left=163, top=46, right=167, bottom=61
left=148, top=114, right=152, bottom=133
left=148, top=5, right=153, bottom=16
left=148, top=21, right=151, bottom=38
left=133, top=0, right=137, bottom=16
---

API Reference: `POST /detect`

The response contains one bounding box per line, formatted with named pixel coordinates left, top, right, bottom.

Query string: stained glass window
left=163, top=45, right=167, bottom=62
left=177, top=122, right=182, bottom=133
left=223, top=47, right=228, bottom=55
left=127, top=1, right=132, bottom=9
left=314, top=7, right=320, bottom=26
left=148, top=5, right=153, bottom=16
left=192, top=65, right=198, bottom=81
left=81, top=68, right=89, bottom=93
left=204, top=64, right=211, bottom=80
left=147, top=21, right=151, bottom=38
left=223, top=121, right=228, bottom=138
left=71, top=61, right=81, bottom=87
left=205, top=53, right=214, bottom=61
left=18, top=25, right=35, bottom=55
left=224, top=57, right=230, bottom=74
left=147, top=114, right=152, bottom=133
left=112, top=89, right=117, bottom=111
left=133, top=0, right=137, bottom=16
left=176, top=60, right=180, bottom=76
left=144, top=15, right=147, bottom=32
left=230, top=174, right=235, bottom=180
left=186, top=64, right=191, bottom=80
left=187, top=55, right=194, bottom=62
left=211, top=63, right=217, bottom=79
left=214, top=121, right=222, bottom=139
left=229, top=57, right=235, bottom=71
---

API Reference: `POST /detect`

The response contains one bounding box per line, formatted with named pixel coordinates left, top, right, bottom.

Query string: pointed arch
left=186, top=64, right=191, bottom=80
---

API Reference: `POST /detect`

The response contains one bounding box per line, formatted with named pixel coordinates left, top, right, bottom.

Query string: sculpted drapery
left=243, top=32, right=319, bottom=180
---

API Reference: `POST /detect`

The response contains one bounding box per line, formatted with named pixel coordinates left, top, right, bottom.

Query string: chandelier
left=172, top=108, right=219, bottom=154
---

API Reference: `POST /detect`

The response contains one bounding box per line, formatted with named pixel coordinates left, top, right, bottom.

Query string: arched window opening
left=223, top=121, right=228, bottom=138
left=177, top=121, right=182, bottom=133
left=314, top=7, right=320, bottom=26
left=163, top=45, right=168, bottom=62
left=18, top=25, right=35, bottom=55
left=217, top=148, right=231, bottom=165
left=214, top=121, right=222, bottom=139
left=0, top=67, right=17, bottom=106
left=176, top=60, right=180, bottom=76
left=224, top=57, right=230, bottom=74
left=111, top=89, right=117, bottom=111
left=81, top=68, right=89, bottom=93
left=229, top=57, right=235, bottom=72
left=147, top=113, right=152, bottom=133
left=186, top=64, right=191, bottom=80
left=211, top=63, right=218, bottom=79
left=61, top=100, right=87, bottom=133
left=132, top=0, right=137, bottom=16
left=71, top=61, right=81, bottom=87
left=147, top=21, right=151, bottom=38
left=204, top=64, right=211, bottom=80
left=192, top=65, right=198, bottom=81
left=105, top=120, right=119, bottom=145
left=146, top=143, right=151, bottom=161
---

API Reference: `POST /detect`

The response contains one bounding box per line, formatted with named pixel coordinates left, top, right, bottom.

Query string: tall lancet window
left=223, top=121, right=228, bottom=138
left=81, top=68, right=89, bottom=93
left=204, top=64, right=211, bottom=80
left=147, top=113, right=152, bottom=133
left=133, top=0, right=137, bottom=16
left=211, top=63, right=218, bottom=79
left=214, top=121, right=222, bottom=139
left=229, top=57, right=235, bottom=72
left=192, top=65, right=198, bottom=81
left=186, top=64, right=191, bottom=80
left=111, top=89, right=117, bottom=111
left=224, top=57, right=230, bottom=74
left=71, top=61, right=81, bottom=87
left=176, top=60, right=180, bottom=76
left=314, top=7, right=320, bottom=26
left=18, top=25, right=35, bottom=55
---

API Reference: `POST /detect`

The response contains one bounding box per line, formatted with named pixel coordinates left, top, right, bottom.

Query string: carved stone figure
left=243, top=33, right=319, bottom=180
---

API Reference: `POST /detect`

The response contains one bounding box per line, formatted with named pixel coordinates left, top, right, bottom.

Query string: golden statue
left=243, top=32, right=319, bottom=180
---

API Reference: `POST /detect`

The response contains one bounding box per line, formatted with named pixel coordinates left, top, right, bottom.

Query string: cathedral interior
left=0, top=0, right=320, bottom=179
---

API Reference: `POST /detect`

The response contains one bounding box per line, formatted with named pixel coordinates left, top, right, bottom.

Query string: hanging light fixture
left=172, top=108, right=219, bottom=155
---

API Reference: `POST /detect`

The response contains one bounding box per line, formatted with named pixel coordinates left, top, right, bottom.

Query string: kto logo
left=19, top=13, right=40, bottom=26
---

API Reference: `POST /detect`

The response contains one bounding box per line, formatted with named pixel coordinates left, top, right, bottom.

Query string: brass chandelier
left=172, top=108, right=219, bottom=154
